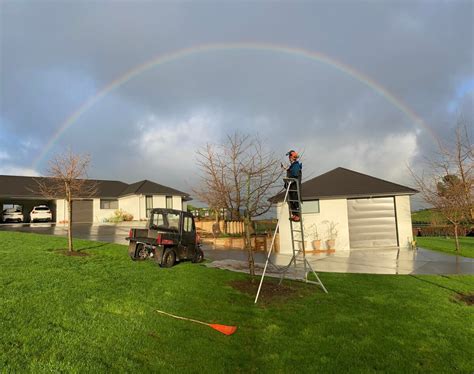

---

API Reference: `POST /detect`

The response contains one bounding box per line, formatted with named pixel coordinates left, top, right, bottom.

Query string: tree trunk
left=244, top=216, right=255, bottom=279
left=454, top=223, right=460, bottom=253
left=67, top=197, right=74, bottom=252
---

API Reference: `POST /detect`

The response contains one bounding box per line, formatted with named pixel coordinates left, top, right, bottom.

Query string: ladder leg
left=305, top=258, right=328, bottom=293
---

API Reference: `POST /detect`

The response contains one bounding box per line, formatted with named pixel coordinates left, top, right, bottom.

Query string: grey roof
left=0, top=175, right=191, bottom=200
left=270, top=167, right=418, bottom=202
left=119, top=180, right=191, bottom=200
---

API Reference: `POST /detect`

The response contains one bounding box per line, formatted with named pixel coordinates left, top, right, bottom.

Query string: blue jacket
left=287, top=161, right=302, bottom=180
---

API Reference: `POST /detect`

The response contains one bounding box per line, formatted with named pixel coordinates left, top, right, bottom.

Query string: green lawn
left=411, top=209, right=445, bottom=224
left=1, top=231, right=473, bottom=373
left=417, top=236, right=474, bottom=258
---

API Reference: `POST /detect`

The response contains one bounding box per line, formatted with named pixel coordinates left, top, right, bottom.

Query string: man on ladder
left=255, top=148, right=327, bottom=303
left=283, top=150, right=302, bottom=222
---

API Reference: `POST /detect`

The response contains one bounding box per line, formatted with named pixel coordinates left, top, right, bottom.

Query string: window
left=167, top=213, right=180, bottom=231
left=146, top=196, right=153, bottom=218
left=301, top=200, right=320, bottom=214
left=166, top=196, right=173, bottom=209
left=183, top=216, right=194, bottom=232
left=150, top=212, right=165, bottom=228
left=100, top=199, right=118, bottom=209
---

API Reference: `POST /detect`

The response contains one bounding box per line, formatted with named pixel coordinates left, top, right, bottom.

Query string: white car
left=30, top=205, right=52, bottom=222
left=2, top=208, right=24, bottom=223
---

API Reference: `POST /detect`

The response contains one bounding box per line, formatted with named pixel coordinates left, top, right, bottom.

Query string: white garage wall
left=278, top=198, right=350, bottom=254
left=395, top=195, right=413, bottom=249
left=55, top=199, right=67, bottom=223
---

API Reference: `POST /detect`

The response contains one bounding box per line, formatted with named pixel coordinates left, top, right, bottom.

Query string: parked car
left=30, top=205, right=53, bottom=222
left=1, top=208, right=24, bottom=223
left=127, top=208, right=204, bottom=267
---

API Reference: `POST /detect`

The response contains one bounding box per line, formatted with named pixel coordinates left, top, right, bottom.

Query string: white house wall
left=57, top=194, right=187, bottom=224
left=119, top=195, right=141, bottom=221
left=172, top=196, right=181, bottom=210
left=93, top=198, right=112, bottom=223
left=153, top=195, right=166, bottom=210
left=278, top=198, right=351, bottom=254
left=395, top=195, right=413, bottom=249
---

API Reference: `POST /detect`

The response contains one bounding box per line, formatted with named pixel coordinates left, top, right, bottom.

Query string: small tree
left=35, top=150, right=97, bottom=252
left=194, top=132, right=283, bottom=277
left=240, top=137, right=283, bottom=278
left=409, top=123, right=473, bottom=252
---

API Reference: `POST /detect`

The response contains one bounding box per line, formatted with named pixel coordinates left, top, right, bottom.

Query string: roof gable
left=119, top=180, right=189, bottom=198
left=271, top=167, right=417, bottom=202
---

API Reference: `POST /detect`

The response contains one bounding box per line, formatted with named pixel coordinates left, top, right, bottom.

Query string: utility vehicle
left=126, top=208, right=204, bottom=267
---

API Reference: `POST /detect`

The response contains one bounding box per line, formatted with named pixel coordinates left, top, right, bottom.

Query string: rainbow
left=33, top=42, right=437, bottom=168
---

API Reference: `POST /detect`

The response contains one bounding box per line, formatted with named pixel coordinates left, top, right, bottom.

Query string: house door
left=347, top=197, right=398, bottom=249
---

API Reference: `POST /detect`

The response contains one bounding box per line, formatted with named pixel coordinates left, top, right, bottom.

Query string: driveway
left=204, top=246, right=474, bottom=275
left=0, top=222, right=136, bottom=245
left=1, top=223, right=472, bottom=275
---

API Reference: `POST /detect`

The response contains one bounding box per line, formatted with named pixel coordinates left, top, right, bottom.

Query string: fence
left=195, top=220, right=245, bottom=235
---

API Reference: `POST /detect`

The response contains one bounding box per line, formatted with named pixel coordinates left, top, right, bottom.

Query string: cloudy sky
left=0, top=1, right=473, bottom=207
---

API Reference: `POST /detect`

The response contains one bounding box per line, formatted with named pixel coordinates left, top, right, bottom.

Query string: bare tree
left=34, top=150, right=97, bottom=252
left=194, top=132, right=283, bottom=277
left=194, top=133, right=253, bottom=222
left=409, top=123, right=473, bottom=252
left=239, top=137, right=283, bottom=277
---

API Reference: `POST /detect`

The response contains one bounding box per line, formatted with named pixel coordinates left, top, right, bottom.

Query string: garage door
left=347, top=197, right=398, bottom=248
left=72, top=200, right=93, bottom=223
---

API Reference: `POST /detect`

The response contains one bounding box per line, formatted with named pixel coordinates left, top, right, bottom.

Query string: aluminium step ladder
left=254, top=177, right=327, bottom=304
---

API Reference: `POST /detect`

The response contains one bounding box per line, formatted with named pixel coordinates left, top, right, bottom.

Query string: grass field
left=411, top=209, right=444, bottom=224
left=1, top=231, right=473, bottom=372
left=417, top=236, right=474, bottom=258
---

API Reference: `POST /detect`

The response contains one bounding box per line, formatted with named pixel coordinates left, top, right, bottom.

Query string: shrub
left=105, top=209, right=134, bottom=223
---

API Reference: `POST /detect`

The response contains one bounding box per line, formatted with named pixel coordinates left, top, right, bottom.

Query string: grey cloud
left=0, top=0, right=472, bottom=205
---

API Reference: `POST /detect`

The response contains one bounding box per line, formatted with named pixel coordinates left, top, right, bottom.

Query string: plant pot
left=326, top=239, right=336, bottom=250
left=311, top=240, right=321, bottom=250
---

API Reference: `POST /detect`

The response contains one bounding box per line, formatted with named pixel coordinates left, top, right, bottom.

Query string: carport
left=0, top=198, right=56, bottom=223
left=0, top=175, right=57, bottom=223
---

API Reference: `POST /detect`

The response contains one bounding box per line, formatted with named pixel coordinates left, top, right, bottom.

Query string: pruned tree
left=193, top=144, right=230, bottom=225
left=409, top=123, right=473, bottom=252
left=239, top=137, right=283, bottom=277
left=194, top=132, right=283, bottom=277
left=34, top=150, right=97, bottom=252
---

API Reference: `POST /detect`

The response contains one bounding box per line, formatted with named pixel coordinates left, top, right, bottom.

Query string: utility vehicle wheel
left=192, top=249, right=204, bottom=263
left=161, top=248, right=176, bottom=268
left=135, top=243, right=148, bottom=260
left=130, top=243, right=146, bottom=261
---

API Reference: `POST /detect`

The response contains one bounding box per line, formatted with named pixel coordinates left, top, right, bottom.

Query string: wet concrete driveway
left=204, top=246, right=474, bottom=275
left=1, top=223, right=473, bottom=275
left=0, top=222, right=134, bottom=245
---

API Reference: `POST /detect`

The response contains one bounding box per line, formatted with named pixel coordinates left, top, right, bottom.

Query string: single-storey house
left=0, top=175, right=191, bottom=223
left=272, top=167, right=418, bottom=253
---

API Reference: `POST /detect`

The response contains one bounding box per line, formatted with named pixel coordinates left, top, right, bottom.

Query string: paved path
left=203, top=247, right=474, bottom=275
left=1, top=223, right=472, bottom=275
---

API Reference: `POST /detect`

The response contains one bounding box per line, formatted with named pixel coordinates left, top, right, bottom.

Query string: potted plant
left=304, top=223, right=321, bottom=250
left=323, top=221, right=338, bottom=251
